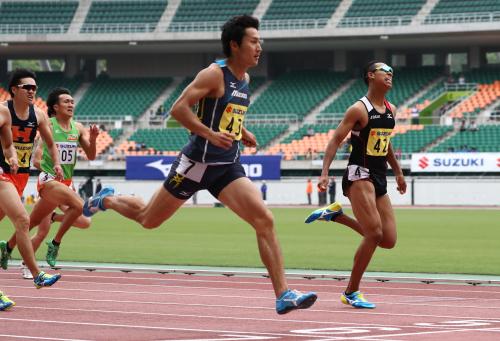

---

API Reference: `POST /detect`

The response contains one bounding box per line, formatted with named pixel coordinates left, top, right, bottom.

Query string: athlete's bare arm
left=385, top=103, right=406, bottom=194
left=171, top=64, right=234, bottom=150
left=32, top=134, right=43, bottom=170
left=0, top=106, right=18, bottom=174
left=241, top=126, right=257, bottom=147
left=35, top=108, right=63, bottom=179
left=77, top=122, right=99, bottom=161
left=319, top=102, right=367, bottom=189
left=240, top=72, right=257, bottom=148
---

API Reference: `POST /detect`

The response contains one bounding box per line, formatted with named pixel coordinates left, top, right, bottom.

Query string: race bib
left=57, top=142, right=77, bottom=165
left=366, top=128, right=392, bottom=156
left=13, top=142, right=33, bottom=168
left=347, top=164, right=370, bottom=181
left=38, top=171, right=56, bottom=185
left=175, top=154, right=208, bottom=183
left=219, top=103, right=247, bottom=140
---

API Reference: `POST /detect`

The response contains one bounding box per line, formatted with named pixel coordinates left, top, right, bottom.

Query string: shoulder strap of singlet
left=359, top=96, right=373, bottom=112
left=384, top=99, right=392, bottom=112
left=7, top=100, right=14, bottom=115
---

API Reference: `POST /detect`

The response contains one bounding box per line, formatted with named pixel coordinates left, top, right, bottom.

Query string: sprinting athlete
left=83, top=15, right=317, bottom=315
left=305, top=61, right=407, bottom=309
left=2, top=87, right=97, bottom=270
left=0, top=68, right=61, bottom=288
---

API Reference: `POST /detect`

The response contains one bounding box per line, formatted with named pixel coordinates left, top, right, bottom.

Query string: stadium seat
left=76, top=75, right=172, bottom=121
left=81, top=0, right=168, bottom=33
left=0, top=1, right=78, bottom=33
left=169, top=0, right=259, bottom=32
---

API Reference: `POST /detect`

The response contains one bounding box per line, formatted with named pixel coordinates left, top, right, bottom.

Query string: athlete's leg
left=7, top=197, right=56, bottom=250
left=335, top=214, right=364, bottom=236
left=0, top=182, right=42, bottom=277
left=375, top=194, right=397, bottom=249
left=345, top=180, right=383, bottom=294
left=102, top=186, right=186, bottom=228
left=54, top=205, right=91, bottom=228
left=217, top=177, right=287, bottom=297
left=37, top=181, right=83, bottom=244
left=30, top=214, right=52, bottom=253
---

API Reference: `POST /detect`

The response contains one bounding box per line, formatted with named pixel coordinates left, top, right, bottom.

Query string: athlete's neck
left=12, top=100, right=30, bottom=119
left=56, top=116, right=72, bottom=130
left=225, top=58, right=247, bottom=81
left=366, top=88, right=387, bottom=108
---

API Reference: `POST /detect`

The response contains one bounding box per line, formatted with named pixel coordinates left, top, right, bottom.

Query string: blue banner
left=126, top=155, right=281, bottom=180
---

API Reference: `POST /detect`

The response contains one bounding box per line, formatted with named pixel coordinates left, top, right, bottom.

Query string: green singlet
left=40, top=117, right=80, bottom=180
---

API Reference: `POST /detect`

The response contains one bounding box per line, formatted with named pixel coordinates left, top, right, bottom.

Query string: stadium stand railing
left=424, top=11, right=500, bottom=25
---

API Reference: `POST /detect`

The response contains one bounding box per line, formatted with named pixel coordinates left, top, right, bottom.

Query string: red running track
left=1, top=269, right=500, bottom=340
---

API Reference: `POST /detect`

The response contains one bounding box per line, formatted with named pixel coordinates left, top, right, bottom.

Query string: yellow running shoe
left=0, top=291, right=15, bottom=311
left=304, top=202, right=343, bottom=223
left=341, top=291, right=376, bottom=309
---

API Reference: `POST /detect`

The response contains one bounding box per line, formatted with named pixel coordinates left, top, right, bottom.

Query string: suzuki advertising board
left=126, top=155, right=281, bottom=180
left=411, top=153, right=500, bottom=172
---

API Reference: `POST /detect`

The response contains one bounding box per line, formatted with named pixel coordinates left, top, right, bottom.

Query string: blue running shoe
left=304, top=202, right=343, bottom=224
left=34, top=271, right=61, bottom=289
left=83, top=187, right=115, bottom=217
left=276, top=289, right=317, bottom=315
left=0, top=291, right=14, bottom=311
left=341, top=291, right=376, bottom=309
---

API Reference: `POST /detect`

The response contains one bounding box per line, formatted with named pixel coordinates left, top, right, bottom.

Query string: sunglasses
left=371, top=64, right=393, bottom=75
left=17, top=84, right=38, bottom=92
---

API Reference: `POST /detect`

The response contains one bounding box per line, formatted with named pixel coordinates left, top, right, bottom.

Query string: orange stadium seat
left=450, top=83, right=500, bottom=118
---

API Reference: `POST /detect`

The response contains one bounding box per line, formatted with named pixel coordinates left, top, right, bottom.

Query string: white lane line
left=2, top=273, right=500, bottom=295
left=0, top=318, right=347, bottom=340
left=3, top=281, right=500, bottom=307
left=0, top=335, right=93, bottom=341
left=341, top=326, right=500, bottom=340
left=9, top=305, right=500, bottom=331
left=5, top=284, right=500, bottom=312
left=156, top=335, right=278, bottom=341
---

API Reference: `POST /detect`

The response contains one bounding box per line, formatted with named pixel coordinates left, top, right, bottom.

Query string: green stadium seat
left=169, top=0, right=259, bottom=32
left=81, top=0, right=167, bottom=33
left=0, top=1, right=78, bottom=33
left=76, top=74, right=172, bottom=121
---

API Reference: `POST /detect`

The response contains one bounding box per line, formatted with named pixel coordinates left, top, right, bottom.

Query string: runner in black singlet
left=304, top=61, right=407, bottom=309
left=0, top=68, right=62, bottom=290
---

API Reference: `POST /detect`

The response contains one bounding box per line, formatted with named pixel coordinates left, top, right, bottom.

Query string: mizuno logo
left=231, top=90, right=247, bottom=99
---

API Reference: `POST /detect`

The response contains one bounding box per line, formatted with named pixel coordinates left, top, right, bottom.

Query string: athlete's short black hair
left=363, top=60, right=380, bottom=86
left=47, top=87, right=71, bottom=117
left=221, top=15, right=259, bottom=58
left=8, top=68, right=37, bottom=97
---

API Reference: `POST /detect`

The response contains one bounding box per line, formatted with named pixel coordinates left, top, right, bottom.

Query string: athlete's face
left=233, top=27, right=262, bottom=67
left=368, top=63, right=393, bottom=89
left=12, top=77, right=37, bottom=105
left=55, top=94, right=75, bottom=118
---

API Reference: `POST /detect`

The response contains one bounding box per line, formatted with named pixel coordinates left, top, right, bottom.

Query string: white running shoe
left=21, top=263, right=33, bottom=279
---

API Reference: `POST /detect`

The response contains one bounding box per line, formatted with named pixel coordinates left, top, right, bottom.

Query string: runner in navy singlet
left=304, top=61, right=407, bottom=309
left=82, top=15, right=318, bottom=315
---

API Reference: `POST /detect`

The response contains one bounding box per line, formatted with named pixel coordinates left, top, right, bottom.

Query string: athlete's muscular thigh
left=348, top=180, right=383, bottom=241
left=376, top=194, right=397, bottom=249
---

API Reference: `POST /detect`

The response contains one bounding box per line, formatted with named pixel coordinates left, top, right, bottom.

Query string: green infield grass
left=1, top=207, right=499, bottom=275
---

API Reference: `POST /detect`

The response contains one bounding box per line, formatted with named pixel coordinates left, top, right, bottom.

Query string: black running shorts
left=163, top=153, right=246, bottom=200
left=342, top=164, right=387, bottom=197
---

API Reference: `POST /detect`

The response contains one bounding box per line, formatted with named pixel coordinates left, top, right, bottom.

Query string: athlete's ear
left=229, top=40, right=239, bottom=54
